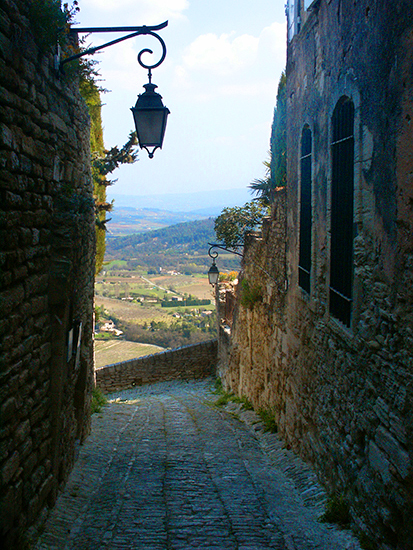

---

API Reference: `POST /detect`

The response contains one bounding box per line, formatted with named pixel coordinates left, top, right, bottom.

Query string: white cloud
left=182, top=32, right=259, bottom=75
left=258, top=20, right=287, bottom=56
left=180, top=20, right=285, bottom=76
left=172, top=20, right=285, bottom=102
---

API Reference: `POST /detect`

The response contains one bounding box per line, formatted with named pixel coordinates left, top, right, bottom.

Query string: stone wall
left=218, top=191, right=288, bottom=408
left=96, top=340, right=218, bottom=394
left=219, top=2, right=413, bottom=548
left=0, top=1, right=95, bottom=547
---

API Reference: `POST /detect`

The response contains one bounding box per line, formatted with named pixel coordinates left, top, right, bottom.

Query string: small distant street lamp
left=207, top=243, right=243, bottom=286
left=60, top=22, right=170, bottom=158
left=208, top=256, right=220, bottom=286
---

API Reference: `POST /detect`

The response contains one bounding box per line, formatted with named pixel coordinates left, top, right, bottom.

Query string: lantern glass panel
left=208, top=264, right=219, bottom=285
left=133, top=109, right=167, bottom=147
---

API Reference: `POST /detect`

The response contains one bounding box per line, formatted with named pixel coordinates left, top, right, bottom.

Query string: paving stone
left=35, top=378, right=361, bottom=550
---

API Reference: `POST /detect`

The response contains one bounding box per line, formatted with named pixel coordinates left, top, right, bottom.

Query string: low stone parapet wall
left=95, top=339, right=218, bottom=393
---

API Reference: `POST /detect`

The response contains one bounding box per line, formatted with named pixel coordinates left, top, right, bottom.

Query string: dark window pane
left=330, top=98, right=354, bottom=326
left=298, top=126, right=312, bottom=294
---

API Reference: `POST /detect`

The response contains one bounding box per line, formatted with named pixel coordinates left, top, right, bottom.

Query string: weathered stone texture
left=96, top=339, right=218, bottom=393
left=0, top=1, right=95, bottom=548
left=219, top=2, right=413, bottom=549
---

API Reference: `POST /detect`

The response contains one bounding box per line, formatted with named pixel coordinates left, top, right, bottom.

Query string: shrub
left=319, top=493, right=351, bottom=526
left=91, top=387, right=107, bottom=414
left=240, top=279, right=263, bottom=310
left=28, top=1, right=79, bottom=52
left=258, top=408, right=278, bottom=433
left=219, top=271, right=238, bottom=282
left=213, top=379, right=254, bottom=410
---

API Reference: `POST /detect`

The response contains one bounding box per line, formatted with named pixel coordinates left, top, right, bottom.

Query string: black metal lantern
left=208, top=258, right=220, bottom=286
left=59, top=22, right=170, bottom=159
left=131, top=82, right=170, bottom=159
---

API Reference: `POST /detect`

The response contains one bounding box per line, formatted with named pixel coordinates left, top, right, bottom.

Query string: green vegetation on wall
left=249, top=71, right=286, bottom=204
left=79, top=62, right=138, bottom=274
left=28, top=0, right=78, bottom=52
left=79, top=79, right=106, bottom=274
left=240, top=279, right=263, bottom=310
left=270, top=71, right=287, bottom=190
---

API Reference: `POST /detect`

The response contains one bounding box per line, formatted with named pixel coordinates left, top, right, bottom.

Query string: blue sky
left=76, top=1, right=287, bottom=197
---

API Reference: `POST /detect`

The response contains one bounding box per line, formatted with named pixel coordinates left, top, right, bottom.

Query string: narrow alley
left=35, top=379, right=360, bottom=550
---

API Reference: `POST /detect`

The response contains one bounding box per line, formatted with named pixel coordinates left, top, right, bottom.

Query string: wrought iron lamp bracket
left=57, top=21, right=168, bottom=73
left=207, top=242, right=278, bottom=283
left=208, top=243, right=244, bottom=259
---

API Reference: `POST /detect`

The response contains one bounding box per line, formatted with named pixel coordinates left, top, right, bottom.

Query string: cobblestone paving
left=35, top=378, right=361, bottom=550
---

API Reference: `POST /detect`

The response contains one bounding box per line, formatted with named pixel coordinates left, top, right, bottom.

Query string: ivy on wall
left=249, top=71, right=287, bottom=205
left=79, top=78, right=138, bottom=274
left=28, top=0, right=79, bottom=51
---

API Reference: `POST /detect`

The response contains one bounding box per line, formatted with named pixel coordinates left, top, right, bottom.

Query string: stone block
left=0, top=122, right=14, bottom=149
left=368, top=440, right=391, bottom=484
left=24, top=273, right=48, bottom=297
left=0, top=485, right=18, bottom=533
left=0, top=284, right=24, bottom=316
left=14, top=420, right=30, bottom=446
left=0, top=438, right=10, bottom=462
left=18, top=437, right=33, bottom=460
left=31, top=464, right=45, bottom=489
left=0, top=396, right=16, bottom=424
left=375, top=426, right=410, bottom=479
left=1, top=450, right=20, bottom=484
left=39, top=342, right=51, bottom=365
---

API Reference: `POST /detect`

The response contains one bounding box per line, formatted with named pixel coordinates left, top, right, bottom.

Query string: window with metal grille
left=298, top=125, right=312, bottom=293
left=329, top=97, right=355, bottom=327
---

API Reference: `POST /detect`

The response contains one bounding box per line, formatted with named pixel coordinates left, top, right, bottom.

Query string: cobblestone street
left=35, top=379, right=361, bottom=550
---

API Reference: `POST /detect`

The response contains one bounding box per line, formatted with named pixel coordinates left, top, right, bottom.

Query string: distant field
left=95, top=296, right=171, bottom=323
left=95, top=340, right=164, bottom=368
left=95, top=273, right=215, bottom=313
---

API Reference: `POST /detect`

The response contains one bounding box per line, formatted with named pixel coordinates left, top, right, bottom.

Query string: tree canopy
left=214, top=202, right=266, bottom=249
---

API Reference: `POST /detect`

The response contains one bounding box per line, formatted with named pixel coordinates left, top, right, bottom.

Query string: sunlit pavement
left=35, top=378, right=361, bottom=550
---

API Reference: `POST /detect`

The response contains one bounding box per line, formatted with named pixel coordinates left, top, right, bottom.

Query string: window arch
left=298, top=125, right=312, bottom=293
left=329, top=97, right=355, bottom=327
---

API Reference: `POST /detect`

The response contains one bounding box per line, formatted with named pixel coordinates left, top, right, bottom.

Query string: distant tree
left=249, top=71, right=286, bottom=205
left=214, top=202, right=266, bottom=249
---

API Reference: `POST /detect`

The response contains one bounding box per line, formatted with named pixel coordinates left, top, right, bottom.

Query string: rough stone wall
left=96, top=340, right=218, bottom=393
left=219, top=2, right=413, bottom=548
left=218, top=191, right=288, bottom=411
left=0, top=1, right=95, bottom=547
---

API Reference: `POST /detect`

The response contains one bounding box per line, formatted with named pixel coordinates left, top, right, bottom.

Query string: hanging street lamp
left=208, top=256, right=220, bottom=286
left=207, top=243, right=244, bottom=286
left=131, top=81, right=169, bottom=158
left=131, top=26, right=170, bottom=158
left=59, top=22, right=170, bottom=159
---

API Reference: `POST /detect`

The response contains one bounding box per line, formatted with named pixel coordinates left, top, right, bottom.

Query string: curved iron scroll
left=208, top=243, right=244, bottom=259
left=60, top=22, right=168, bottom=72
left=137, top=32, right=167, bottom=80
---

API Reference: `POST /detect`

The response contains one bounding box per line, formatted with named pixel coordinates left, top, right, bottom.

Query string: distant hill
left=106, top=188, right=253, bottom=236
left=108, top=187, right=252, bottom=213
left=107, top=206, right=209, bottom=236
left=105, top=218, right=240, bottom=273
left=106, top=218, right=215, bottom=258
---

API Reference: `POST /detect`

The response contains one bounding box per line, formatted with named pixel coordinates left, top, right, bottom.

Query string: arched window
left=298, top=125, right=312, bottom=293
left=330, top=97, right=355, bottom=327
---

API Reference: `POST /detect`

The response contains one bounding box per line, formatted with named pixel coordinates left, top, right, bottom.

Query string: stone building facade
left=0, top=1, right=95, bottom=547
left=219, top=1, right=413, bottom=547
